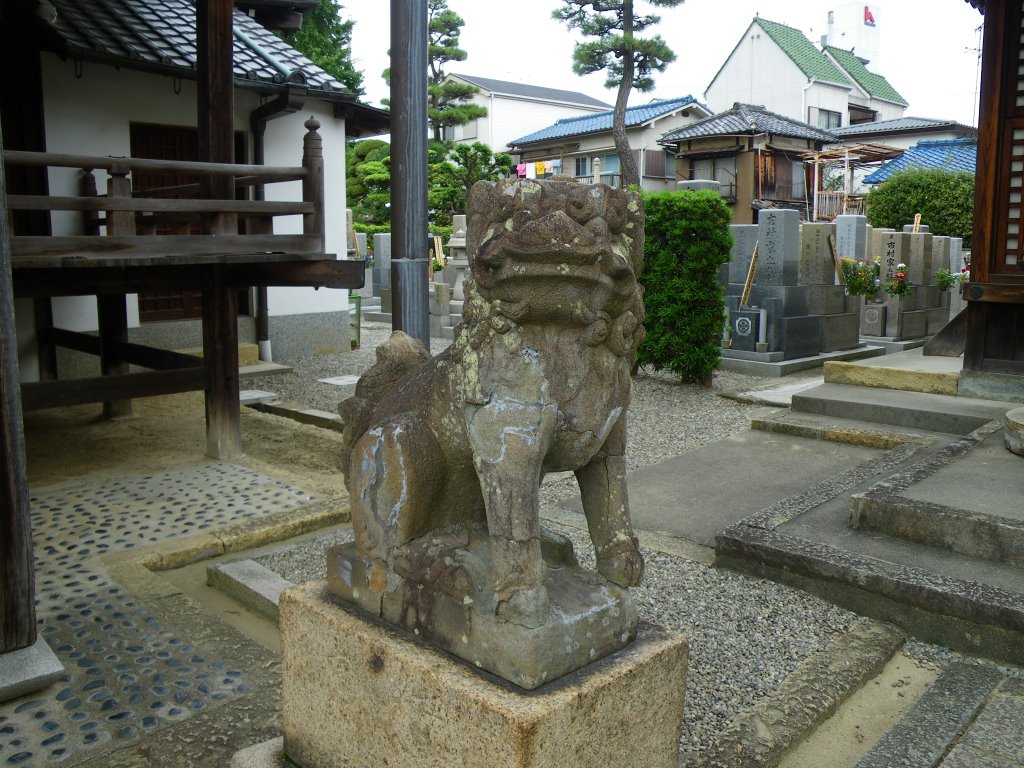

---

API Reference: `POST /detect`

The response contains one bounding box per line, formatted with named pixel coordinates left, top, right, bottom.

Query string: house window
left=575, top=156, right=590, bottom=178
left=690, top=155, right=737, bottom=197
left=817, top=109, right=842, bottom=130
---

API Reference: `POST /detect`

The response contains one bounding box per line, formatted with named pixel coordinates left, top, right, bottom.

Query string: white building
left=442, top=73, right=611, bottom=155
left=705, top=16, right=907, bottom=131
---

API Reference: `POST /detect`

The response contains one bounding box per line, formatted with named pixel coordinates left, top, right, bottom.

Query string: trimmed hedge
left=638, top=190, right=733, bottom=384
left=866, top=168, right=975, bottom=247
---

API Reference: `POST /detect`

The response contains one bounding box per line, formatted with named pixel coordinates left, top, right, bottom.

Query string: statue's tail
left=337, top=331, right=432, bottom=481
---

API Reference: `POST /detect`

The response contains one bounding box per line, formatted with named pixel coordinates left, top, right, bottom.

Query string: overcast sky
left=342, top=0, right=984, bottom=128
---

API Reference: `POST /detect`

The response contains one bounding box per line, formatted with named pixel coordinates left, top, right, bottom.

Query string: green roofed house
left=705, top=17, right=908, bottom=131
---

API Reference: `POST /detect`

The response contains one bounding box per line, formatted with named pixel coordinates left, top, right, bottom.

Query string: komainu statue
left=328, top=177, right=646, bottom=689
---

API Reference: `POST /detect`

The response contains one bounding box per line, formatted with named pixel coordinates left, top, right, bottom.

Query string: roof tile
left=508, top=96, right=707, bottom=147
left=824, top=46, right=907, bottom=105
left=659, top=103, right=838, bottom=144
left=45, top=0, right=348, bottom=94
left=449, top=74, right=611, bottom=110
left=755, top=18, right=851, bottom=86
left=863, top=138, right=977, bottom=183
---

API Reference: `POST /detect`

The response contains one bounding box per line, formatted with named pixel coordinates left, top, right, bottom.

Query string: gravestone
left=799, top=223, right=837, bottom=286
left=907, top=232, right=934, bottom=286
left=728, top=224, right=759, bottom=286
left=757, top=209, right=800, bottom=285
left=678, top=179, right=722, bottom=193
left=902, top=224, right=931, bottom=233
left=835, top=215, right=867, bottom=260
left=933, top=236, right=953, bottom=273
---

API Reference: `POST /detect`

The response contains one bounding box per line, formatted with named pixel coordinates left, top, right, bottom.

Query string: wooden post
left=197, top=0, right=241, bottom=458
left=301, top=117, right=325, bottom=254
left=202, top=265, right=241, bottom=459
left=196, top=0, right=236, bottom=235
left=739, top=241, right=759, bottom=309
left=0, top=129, right=36, bottom=654
left=99, top=165, right=134, bottom=418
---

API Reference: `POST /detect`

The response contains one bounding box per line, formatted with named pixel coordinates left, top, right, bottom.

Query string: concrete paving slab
left=840, top=347, right=964, bottom=374
left=730, top=376, right=824, bottom=406
left=207, top=559, right=292, bottom=621
left=718, top=346, right=885, bottom=377
left=555, top=431, right=881, bottom=546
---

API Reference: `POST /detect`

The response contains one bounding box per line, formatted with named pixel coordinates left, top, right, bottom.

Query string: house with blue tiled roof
left=705, top=17, right=907, bottom=131
left=863, top=138, right=978, bottom=184
left=506, top=96, right=712, bottom=192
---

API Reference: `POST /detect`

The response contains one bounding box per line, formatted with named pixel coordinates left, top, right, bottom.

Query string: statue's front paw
left=598, top=540, right=644, bottom=587
left=495, top=586, right=549, bottom=629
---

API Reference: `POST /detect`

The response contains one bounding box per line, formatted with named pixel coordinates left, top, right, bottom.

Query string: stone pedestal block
left=373, top=232, right=392, bottom=268
left=819, top=313, right=860, bottom=352
left=907, top=233, right=934, bottom=286
left=782, top=316, right=822, bottom=359
left=926, top=307, right=952, bottom=335
left=918, top=285, right=940, bottom=310
left=280, top=582, right=689, bottom=768
left=806, top=285, right=847, bottom=315
left=381, top=286, right=392, bottom=313
left=886, top=307, right=927, bottom=340
left=861, top=301, right=887, bottom=337
left=748, top=285, right=809, bottom=317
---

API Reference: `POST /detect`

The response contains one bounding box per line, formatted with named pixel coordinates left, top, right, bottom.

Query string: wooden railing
left=814, top=191, right=866, bottom=220
left=3, top=117, right=325, bottom=264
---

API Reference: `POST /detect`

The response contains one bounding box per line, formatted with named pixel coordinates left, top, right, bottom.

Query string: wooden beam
left=223, top=258, right=365, bottom=289
left=2, top=150, right=304, bottom=179
left=20, top=368, right=207, bottom=411
left=7, top=195, right=314, bottom=215
left=10, top=233, right=321, bottom=261
left=964, top=281, right=1024, bottom=304
left=0, top=130, right=36, bottom=654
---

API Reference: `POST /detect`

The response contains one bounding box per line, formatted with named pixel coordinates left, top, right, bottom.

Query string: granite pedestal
left=277, top=582, right=689, bottom=768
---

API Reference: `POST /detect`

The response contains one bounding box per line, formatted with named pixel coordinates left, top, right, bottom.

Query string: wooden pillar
left=202, top=265, right=241, bottom=459
left=0, top=128, right=36, bottom=654
left=196, top=0, right=241, bottom=457
left=99, top=165, right=134, bottom=417
left=196, top=0, right=236, bottom=234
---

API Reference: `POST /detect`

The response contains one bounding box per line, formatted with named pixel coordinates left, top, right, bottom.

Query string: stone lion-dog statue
left=328, top=176, right=646, bottom=688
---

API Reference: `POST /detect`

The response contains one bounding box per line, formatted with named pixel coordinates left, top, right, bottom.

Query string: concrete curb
left=247, top=400, right=343, bottom=432
left=139, top=500, right=349, bottom=571
left=683, top=621, right=905, bottom=768
left=207, top=559, right=291, bottom=621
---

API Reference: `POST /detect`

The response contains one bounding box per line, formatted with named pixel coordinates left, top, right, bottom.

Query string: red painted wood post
left=0, top=129, right=36, bottom=654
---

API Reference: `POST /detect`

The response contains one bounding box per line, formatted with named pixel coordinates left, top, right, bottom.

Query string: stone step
left=824, top=355, right=962, bottom=396
left=791, top=382, right=1012, bottom=435
left=851, top=663, right=1007, bottom=768
left=177, top=342, right=261, bottom=366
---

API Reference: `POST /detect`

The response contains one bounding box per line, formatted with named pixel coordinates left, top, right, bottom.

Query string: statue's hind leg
left=348, top=412, right=443, bottom=568
left=576, top=415, right=644, bottom=587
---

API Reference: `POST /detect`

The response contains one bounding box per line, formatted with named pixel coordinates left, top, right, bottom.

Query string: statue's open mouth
left=473, top=210, right=627, bottom=291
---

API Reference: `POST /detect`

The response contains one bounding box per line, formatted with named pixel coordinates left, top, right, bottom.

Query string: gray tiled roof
left=449, top=74, right=612, bottom=109
left=659, top=103, right=838, bottom=144
left=508, top=96, right=708, bottom=147
left=43, top=0, right=349, bottom=97
left=832, top=117, right=977, bottom=137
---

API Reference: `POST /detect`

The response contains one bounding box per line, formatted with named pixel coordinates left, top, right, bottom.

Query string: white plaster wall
left=705, top=29, right=810, bottom=117
left=488, top=96, right=609, bottom=153
left=34, top=53, right=348, bottom=340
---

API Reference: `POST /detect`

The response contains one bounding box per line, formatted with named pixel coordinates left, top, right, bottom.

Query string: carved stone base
left=1006, top=407, right=1024, bottom=457
left=279, top=582, right=688, bottom=768
left=326, top=528, right=637, bottom=690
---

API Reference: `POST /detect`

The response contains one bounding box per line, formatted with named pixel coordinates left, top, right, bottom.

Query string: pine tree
left=553, top=0, right=682, bottom=187
left=282, top=0, right=364, bottom=96
left=427, top=0, right=487, bottom=143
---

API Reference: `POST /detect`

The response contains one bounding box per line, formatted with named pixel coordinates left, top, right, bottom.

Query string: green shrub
left=866, top=168, right=975, bottom=247
left=638, top=190, right=733, bottom=384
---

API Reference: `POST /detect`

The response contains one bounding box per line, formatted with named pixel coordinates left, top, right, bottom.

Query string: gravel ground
left=249, top=318, right=863, bottom=761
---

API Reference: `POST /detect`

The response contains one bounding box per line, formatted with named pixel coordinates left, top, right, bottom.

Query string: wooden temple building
left=1, top=0, right=386, bottom=688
